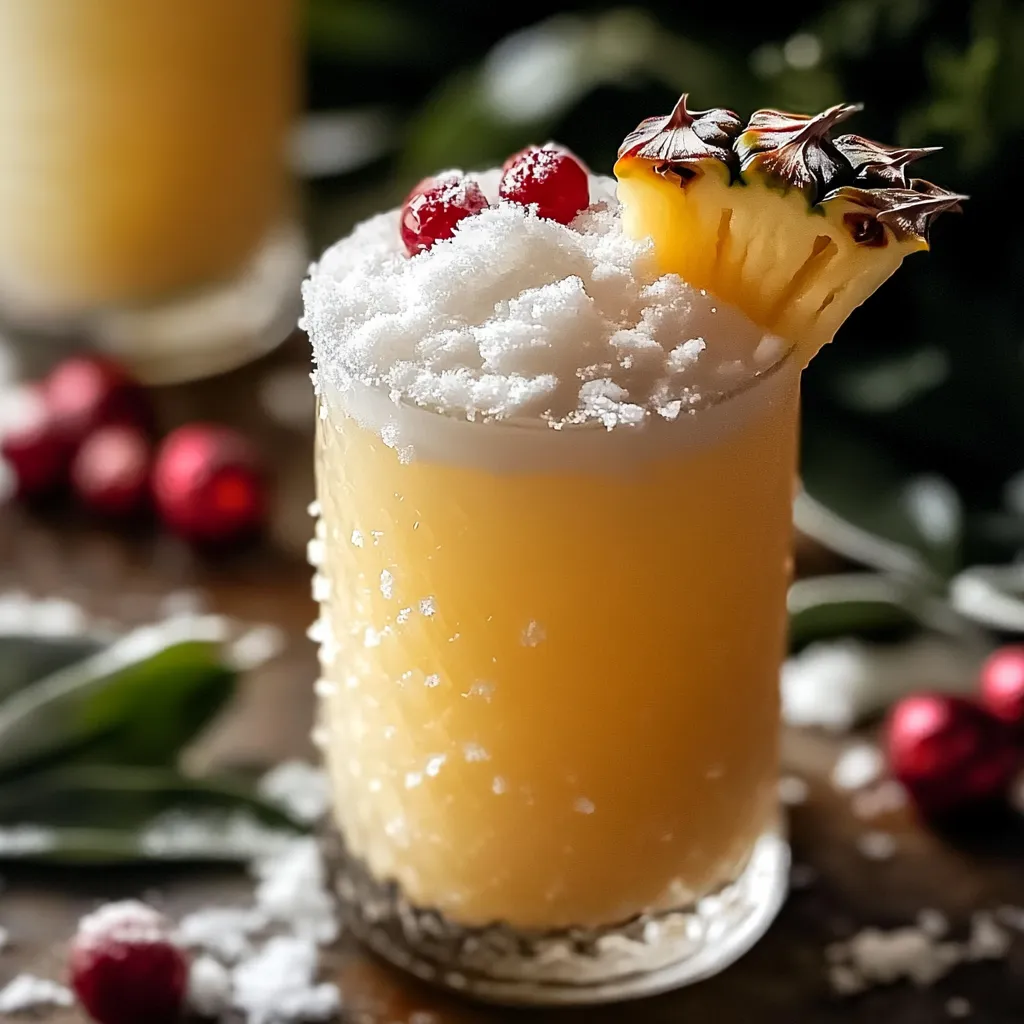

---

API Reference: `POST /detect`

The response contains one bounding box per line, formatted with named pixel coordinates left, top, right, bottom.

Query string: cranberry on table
left=885, top=693, right=1019, bottom=818
left=153, top=423, right=266, bottom=545
left=400, top=174, right=490, bottom=256
left=979, top=646, right=1024, bottom=734
left=499, top=144, right=590, bottom=225
left=0, top=384, right=68, bottom=498
left=71, top=424, right=151, bottom=519
left=69, top=901, right=188, bottom=1024
left=44, top=354, right=152, bottom=448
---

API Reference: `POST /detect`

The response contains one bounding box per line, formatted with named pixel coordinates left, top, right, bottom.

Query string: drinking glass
left=310, top=347, right=798, bottom=1004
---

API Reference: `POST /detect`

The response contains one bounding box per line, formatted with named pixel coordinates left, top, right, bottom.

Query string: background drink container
left=0, top=0, right=305, bottom=383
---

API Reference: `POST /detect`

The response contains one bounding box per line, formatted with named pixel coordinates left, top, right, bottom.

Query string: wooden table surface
left=2, top=334, right=1023, bottom=1023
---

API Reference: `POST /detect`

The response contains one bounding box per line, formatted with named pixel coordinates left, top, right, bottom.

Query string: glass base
left=0, top=218, right=306, bottom=385
left=325, top=822, right=789, bottom=1006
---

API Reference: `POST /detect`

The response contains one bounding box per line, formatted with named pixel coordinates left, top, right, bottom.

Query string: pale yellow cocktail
left=0, top=0, right=297, bottom=313
left=306, top=97, right=959, bottom=1002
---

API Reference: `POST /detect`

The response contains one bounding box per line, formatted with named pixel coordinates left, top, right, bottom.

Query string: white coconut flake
left=304, top=179, right=778, bottom=429
left=232, top=936, right=340, bottom=1024
left=253, top=838, right=338, bottom=945
left=188, top=955, right=234, bottom=1017
left=831, top=743, right=885, bottom=791
left=828, top=912, right=1013, bottom=996
left=258, top=762, right=331, bottom=825
left=778, top=775, right=810, bottom=806
left=177, top=906, right=267, bottom=963
left=782, top=637, right=981, bottom=731
left=0, top=974, right=74, bottom=1014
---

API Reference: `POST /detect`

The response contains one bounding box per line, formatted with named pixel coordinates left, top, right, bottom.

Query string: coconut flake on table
left=831, top=743, right=885, bottom=791
left=304, top=173, right=780, bottom=430
left=827, top=911, right=1012, bottom=995
left=253, top=837, right=338, bottom=945
left=258, top=761, right=331, bottom=826
left=782, top=636, right=982, bottom=732
left=0, top=590, right=89, bottom=637
left=188, top=955, right=233, bottom=1018
left=232, top=936, right=340, bottom=1024
left=0, top=974, right=74, bottom=1014
left=176, top=906, right=268, bottom=963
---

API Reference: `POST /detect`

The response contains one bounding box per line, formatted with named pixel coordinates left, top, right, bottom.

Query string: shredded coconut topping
left=304, top=171, right=777, bottom=429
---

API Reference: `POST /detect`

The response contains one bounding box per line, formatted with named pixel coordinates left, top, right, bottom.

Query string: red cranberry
left=979, top=646, right=1024, bottom=734
left=152, top=424, right=266, bottom=545
left=69, top=901, right=188, bottom=1024
left=499, top=144, right=590, bottom=225
left=885, top=693, right=1019, bottom=818
left=71, top=425, right=151, bottom=519
left=0, top=384, right=68, bottom=498
left=45, top=355, right=152, bottom=449
left=400, top=174, right=489, bottom=256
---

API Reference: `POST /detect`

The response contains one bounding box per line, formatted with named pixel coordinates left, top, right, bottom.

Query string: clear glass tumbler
left=310, top=347, right=798, bottom=1004
left=0, top=0, right=305, bottom=383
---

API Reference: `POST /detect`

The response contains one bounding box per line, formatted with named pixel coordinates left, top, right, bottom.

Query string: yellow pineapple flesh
left=614, top=96, right=963, bottom=362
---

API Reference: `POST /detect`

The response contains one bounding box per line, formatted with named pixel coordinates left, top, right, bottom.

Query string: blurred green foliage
left=304, top=0, right=1024, bottom=579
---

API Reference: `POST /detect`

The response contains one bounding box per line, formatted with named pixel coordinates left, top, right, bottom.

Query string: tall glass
left=311, top=348, right=798, bottom=1003
left=0, top=0, right=304, bottom=383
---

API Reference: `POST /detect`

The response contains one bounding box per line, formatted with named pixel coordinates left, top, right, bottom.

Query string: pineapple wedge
left=614, top=95, right=964, bottom=362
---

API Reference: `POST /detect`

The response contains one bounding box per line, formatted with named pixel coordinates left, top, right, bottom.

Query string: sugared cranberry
left=400, top=174, right=489, bottom=256
left=71, top=425, right=152, bottom=519
left=885, top=693, right=1019, bottom=818
left=152, top=424, right=266, bottom=546
left=0, top=384, right=68, bottom=499
left=979, top=646, right=1024, bottom=734
left=45, top=355, right=152, bottom=449
left=499, top=144, right=590, bottom=225
left=69, top=901, right=188, bottom=1024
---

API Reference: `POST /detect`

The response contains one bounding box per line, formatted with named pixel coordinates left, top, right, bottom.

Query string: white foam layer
left=322, top=354, right=797, bottom=474
left=304, top=168, right=788, bottom=435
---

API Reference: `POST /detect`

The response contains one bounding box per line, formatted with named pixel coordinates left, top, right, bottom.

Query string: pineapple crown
left=618, top=93, right=966, bottom=241
left=617, top=94, right=741, bottom=167
left=736, top=103, right=862, bottom=199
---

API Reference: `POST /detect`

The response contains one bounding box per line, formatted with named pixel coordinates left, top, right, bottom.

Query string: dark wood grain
left=1, top=338, right=1022, bottom=1022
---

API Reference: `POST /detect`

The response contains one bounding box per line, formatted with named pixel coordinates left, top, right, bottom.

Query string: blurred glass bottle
left=0, top=0, right=305, bottom=383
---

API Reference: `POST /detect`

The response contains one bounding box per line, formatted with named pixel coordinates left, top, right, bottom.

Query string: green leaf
left=798, top=419, right=964, bottom=581
left=0, top=620, right=236, bottom=778
left=306, top=0, right=425, bottom=64
left=0, top=765, right=303, bottom=865
left=0, top=634, right=104, bottom=704
left=788, top=572, right=968, bottom=649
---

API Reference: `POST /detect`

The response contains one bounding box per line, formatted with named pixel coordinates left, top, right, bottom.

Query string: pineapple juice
left=314, top=364, right=798, bottom=930
left=0, top=0, right=297, bottom=313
